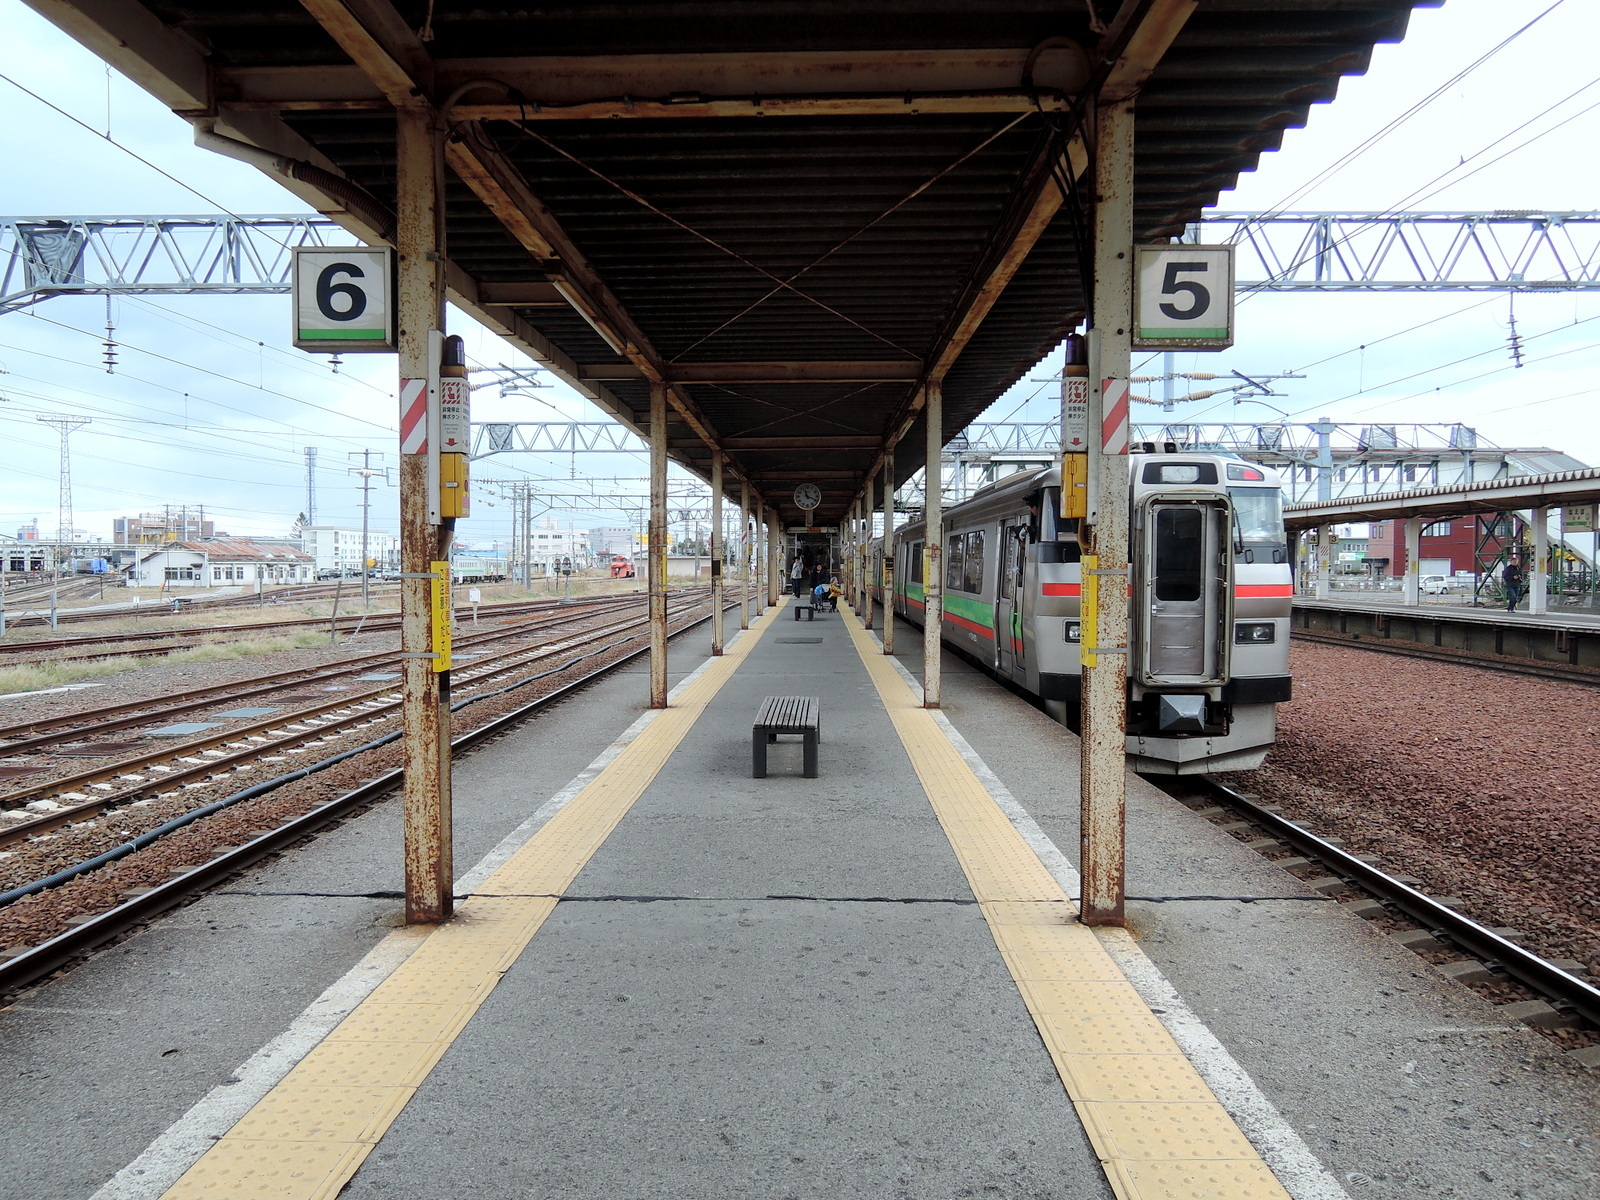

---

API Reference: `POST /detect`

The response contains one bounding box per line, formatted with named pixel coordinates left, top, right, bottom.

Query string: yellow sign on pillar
left=430, top=560, right=452, bottom=672
left=1079, top=553, right=1099, bottom=669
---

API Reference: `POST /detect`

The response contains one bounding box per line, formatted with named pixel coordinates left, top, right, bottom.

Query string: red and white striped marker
left=399, top=378, right=428, bottom=455
left=1101, top=377, right=1129, bottom=456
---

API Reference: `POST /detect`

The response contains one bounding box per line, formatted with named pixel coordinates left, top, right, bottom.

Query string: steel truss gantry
left=1200, top=211, right=1600, bottom=292
left=0, top=215, right=356, bottom=314
left=5, top=212, right=1597, bottom=319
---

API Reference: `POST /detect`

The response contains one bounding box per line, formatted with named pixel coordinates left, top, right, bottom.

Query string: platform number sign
left=292, top=246, right=396, bottom=352
left=1133, top=245, right=1234, bottom=350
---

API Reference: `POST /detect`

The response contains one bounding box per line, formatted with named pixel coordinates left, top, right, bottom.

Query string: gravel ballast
left=1235, top=640, right=1600, bottom=976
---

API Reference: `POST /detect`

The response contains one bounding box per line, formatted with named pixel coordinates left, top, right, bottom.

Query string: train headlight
left=1234, top=621, right=1276, bottom=645
left=1065, top=621, right=1081, bottom=642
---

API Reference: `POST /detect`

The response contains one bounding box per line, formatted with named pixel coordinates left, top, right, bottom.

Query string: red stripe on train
left=1235, top=583, right=1294, bottom=597
left=1041, top=583, right=1082, bottom=597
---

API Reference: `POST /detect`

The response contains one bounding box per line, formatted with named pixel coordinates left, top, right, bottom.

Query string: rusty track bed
left=0, top=604, right=729, bottom=995
left=1289, top=628, right=1600, bottom=689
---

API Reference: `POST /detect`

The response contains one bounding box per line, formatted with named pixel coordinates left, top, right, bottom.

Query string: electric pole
left=347, top=450, right=393, bottom=609
left=304, top=446, right=319, bottom=527
left=36, top=415, right=91, bottom=575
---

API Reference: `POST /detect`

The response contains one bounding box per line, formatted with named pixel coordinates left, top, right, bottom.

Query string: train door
left=1137, top=499, right=1230, bottom=685
left=996, top=523, right=1026, bottom=678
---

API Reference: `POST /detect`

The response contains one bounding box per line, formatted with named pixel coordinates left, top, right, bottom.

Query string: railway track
left=1169, top=774, right=1600, bottom=1062
left=0, top=598, right=731, bottom=995
left=0, top=595, right=710, bottom=846
left=0, top=587, right=664, bottom=662
left=1290, top=627, right=1600, bottom=688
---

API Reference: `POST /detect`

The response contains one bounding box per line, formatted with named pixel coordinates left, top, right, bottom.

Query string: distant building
left=16, top=521, right=38, bottom=541
left=114, top=510, right=217, bottom=545
left=128, top=539, right=314, bottom=588
left=301, top=525, right=395, bottom=574
left=588, top=526, right=639, bottom=557
left=1365, top=517, right=1521, bottom=579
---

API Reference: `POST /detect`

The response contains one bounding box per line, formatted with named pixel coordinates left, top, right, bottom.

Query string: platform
left=3, top=605, right=1597, bottom=1200
left=1294, top=597, right=1600, bottom=670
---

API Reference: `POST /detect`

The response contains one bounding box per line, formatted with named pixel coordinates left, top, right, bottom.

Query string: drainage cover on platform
left=56, top=741, right=149, bottom=757
left=146, top=722, right=222, bottom=738
left=775, top=638, right=824, bottom=644
left=214, top=707, right=280, bottom=719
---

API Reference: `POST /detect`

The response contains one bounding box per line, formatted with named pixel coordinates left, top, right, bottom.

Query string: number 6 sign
left=292, top=246, right=396, bottom=352
left=1133, top=244, right=1234, bottom=350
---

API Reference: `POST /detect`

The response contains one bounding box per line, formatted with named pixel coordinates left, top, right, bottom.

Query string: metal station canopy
left=1282, top=467, right=1600, bottom=532
left=30, top=0, right=1436, bottom=523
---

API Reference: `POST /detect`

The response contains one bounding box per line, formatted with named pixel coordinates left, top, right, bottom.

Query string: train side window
left=909, top=541, right=923, bottom=586
left=946, top=533, right=965, bottom=592
left=1153, top=507, right=1204, bottom=602
left=965, top=529, right=986, bottom=593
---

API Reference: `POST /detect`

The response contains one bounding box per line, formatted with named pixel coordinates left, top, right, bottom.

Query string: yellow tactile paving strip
left=159, top=600, right=787, bottom=1200
left=839, top=608, right=1294, bottom=1200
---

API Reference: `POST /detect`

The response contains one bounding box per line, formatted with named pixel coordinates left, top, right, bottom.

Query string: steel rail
left=0, top=591, right=627, bottom=657
left=0, top=606, right=723, bottom=995
left=1289, top=628, right=1600, bottom=689
left=0, top=594, right=659, bottom=748
left=0, top=598, right=706, bottom=844
left=1195, top=775, right=1600, bottom=1029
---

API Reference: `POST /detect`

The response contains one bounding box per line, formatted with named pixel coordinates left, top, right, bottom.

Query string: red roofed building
left=129, top=539, right=315, bottom=588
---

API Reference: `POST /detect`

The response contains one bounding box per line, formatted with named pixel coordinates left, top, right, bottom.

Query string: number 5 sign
left=1133, top=244, right=1234, bottom=350
left=292, top=246, right=396, bottom=352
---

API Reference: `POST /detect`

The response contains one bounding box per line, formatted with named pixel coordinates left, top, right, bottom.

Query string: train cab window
left=1141, top=462, right=1218, bottom=485
left=945, top=533, right=966, bottom=592
left=1228, top=488, right=1287, bottom=563
left=1153, top=507, right=1205, bottom=602
left=964, top=529, right=986, bottom=593
left=1038, top=491, right=1081, bottom=564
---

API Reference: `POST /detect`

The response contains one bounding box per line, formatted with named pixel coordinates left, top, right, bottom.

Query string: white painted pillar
left=710, top=454, right=724, bottom=655
left=1315, top=524, right=1332, bottom=600
left=883, top=450, right=895, bottom=655
left=738, top=481, right=750, bottom=630
left=922, top=381, right=944, bottom=708
left=1531, top=506, right=1549, bottom=614
left=1403, top=517, right=1421, bottom=606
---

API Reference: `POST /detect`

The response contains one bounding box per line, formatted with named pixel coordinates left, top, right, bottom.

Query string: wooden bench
left=752, top=695, right=820, bottom=779
left=792, top=603, right=815, bottom=620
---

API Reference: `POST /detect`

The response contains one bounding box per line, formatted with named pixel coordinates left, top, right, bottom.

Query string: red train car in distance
left=610, top=554, right=636, bottom=579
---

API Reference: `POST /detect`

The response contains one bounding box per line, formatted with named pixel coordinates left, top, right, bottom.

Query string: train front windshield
left=1228, top=488, right=1286, bottom=561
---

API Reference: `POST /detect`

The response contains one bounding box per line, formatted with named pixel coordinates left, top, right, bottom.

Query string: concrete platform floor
left=1, top=608, right=1596, bottom=1200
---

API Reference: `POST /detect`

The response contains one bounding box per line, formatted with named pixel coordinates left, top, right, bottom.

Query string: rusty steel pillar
left=739, top=481, right=751, bottom=630
left=767, top=507, right=781, bottom=608
left=862, top=474, right=875, bottom=630
left=710, top=454, right=724, bottom=654
left=396, top=105, right=452, bottom=924
left=922, top=381, right=943, bottom=708
left=648, top=381, right=668, bottom=707
left=1079, top=96, right=1134, bottom=928
left=882, top=450, right=896, bottom=655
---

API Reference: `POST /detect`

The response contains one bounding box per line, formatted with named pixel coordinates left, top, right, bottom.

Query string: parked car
left=1420, top=574, right=1461, bottom=594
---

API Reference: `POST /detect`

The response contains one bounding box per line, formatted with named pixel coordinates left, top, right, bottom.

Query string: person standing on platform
left=1503, top=559, right=1526, bottom=612
left=790, top=555, right=807, bottom=597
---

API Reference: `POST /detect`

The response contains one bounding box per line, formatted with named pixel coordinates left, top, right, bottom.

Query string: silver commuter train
left=871, top=452, right=1292, bottom=774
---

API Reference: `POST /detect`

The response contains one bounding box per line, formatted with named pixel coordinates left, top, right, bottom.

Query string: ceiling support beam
left=218, top=47, right=1091, bottom=116
left=577, top=361, right=920, bottom=384
left=291, top=0, right=757, bottom=497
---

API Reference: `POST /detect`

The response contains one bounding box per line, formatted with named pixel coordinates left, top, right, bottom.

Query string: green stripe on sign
left=298, top=327, right=388, bottom=340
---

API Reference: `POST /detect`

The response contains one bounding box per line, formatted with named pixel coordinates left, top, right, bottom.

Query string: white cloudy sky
left=0, top=0, right=1595, bottom=547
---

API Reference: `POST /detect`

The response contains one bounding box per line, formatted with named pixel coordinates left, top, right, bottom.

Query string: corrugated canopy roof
left=29, top=0, right=1437, bottom=522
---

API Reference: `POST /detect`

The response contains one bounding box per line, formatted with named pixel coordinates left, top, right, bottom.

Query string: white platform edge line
left=873, top=631, right=1353, bottom=1200
left=88, top=631, right=745, bottom=1200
